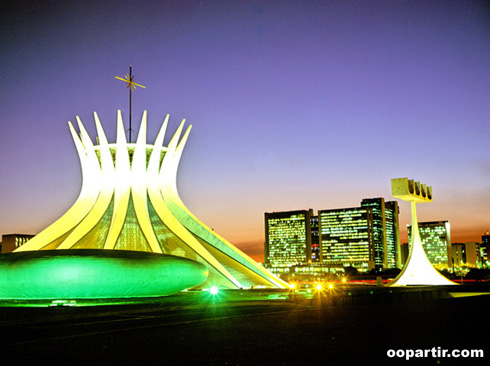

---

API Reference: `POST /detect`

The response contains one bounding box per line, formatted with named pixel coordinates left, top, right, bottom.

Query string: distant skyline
left=1, top=1, right=489, bottom=262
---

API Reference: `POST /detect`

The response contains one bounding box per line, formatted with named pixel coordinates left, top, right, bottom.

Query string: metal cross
left=115, top=65, right=146, bottom=143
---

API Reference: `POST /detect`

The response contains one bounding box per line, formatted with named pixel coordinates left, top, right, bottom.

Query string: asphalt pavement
left=0, top=289, right=488, bottom=365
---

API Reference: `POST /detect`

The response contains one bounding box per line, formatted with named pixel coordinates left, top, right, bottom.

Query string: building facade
left=360, top=198, right=385, bottom=268
left=319, top=198, right=400, bottom=272
left=451, top=243, right=466, bottom=269
left=408, top=221, right=451, bottom=269
left=385, top=201, right=402, bottom=268
left=319, top=206, right=375, bottom=272
left=464, top=242, right=481, bottom=268
left=310, top=216, right=320, bottom=262
left=360, top=198, right=401, bottom=269
left=264, top=198, right=401, bottom=275
left=451, top=242, right=481, bottom=269
left=400, top=242, right=409, bottom=265
left=264, top=209, right=313, bottom=275
left=1, top=234, right=35, bottom=253
left=481, top=232, right=490, bottom=268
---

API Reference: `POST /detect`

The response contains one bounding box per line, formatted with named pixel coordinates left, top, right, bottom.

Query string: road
left=0, top=290, right=488, bottom=365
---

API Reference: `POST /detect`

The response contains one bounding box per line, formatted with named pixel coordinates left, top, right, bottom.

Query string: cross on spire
left=115, top=65, right=146, bottom=143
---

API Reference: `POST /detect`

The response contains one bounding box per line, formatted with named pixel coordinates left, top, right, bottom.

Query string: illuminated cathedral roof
left=14, top=111, right=288, bottom=291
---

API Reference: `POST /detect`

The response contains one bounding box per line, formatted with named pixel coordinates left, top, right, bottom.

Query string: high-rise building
left=265, top=198, right=401, bottom=274
left=318, top=198, right=400, bottom=272
left=451, top=242, right=481, bottom=269
left=400, top=242, right=409, bottom=265
left=264, top=209, right=313, bottom=274
left=318, top=206, right=375, bottom=272
left=1, top=234, right=35, bottom=253
left=385, top=201, right=401, bottom=268
left=360, top=198, right=385, bottom=269
left=481, top=232, right=490, bottom=268
left=464, top=242, right=481, bottom=268
left=310, top=216, right=320, bottom=262
left=360, top=198, right=401, bottom=269
left=451, top=243, right=466, bottom=269
left=408, top=221, right=451, bottom=269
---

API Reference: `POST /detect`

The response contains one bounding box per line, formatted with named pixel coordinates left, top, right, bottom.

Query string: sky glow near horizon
left=1, top=1, right=489, bottom=261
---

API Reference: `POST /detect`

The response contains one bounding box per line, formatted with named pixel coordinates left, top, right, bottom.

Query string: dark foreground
left=0, top=287, right=488, bottom=365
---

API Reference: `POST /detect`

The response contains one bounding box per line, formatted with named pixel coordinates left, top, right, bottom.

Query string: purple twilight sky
left=1, top=0, right=489, bottom=261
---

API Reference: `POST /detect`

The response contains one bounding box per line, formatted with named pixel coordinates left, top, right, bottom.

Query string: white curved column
left=147, top=123, right=242, bottom=287
left=15, top=110, right=287, bottom=289
left=15, top=122, right=99, bottom=251
left=58, top=117, right=113, bottom=249
left=131, top=111, right=162, bottom=253
left=389, top=202, right=455, bottom=286
left=104, top=111, right=131, bottom=249
left=161, top=125, right=290, bottom=289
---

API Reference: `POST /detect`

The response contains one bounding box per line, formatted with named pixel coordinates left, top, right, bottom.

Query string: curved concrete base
left=0, top=249, right=208, bottom=300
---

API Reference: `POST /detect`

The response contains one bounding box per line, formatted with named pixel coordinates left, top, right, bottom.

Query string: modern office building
left=451, top=242, right=481, bottom=269
left=408, top=221, right=451, bottom=269
left=482, top=232, right=490, bottom=268
left=265, top=198, right=401, bottom=274
left=311, top=216, right=320, bottom=262
left=360, top=198, right=401, bottom=269
left=264, top=209, right=313, bottom=274
left=385, top=201, right=402, bottom=268
left=464, top=242, right=481, bottom=268
left=1, top=234, right=35, bottom=253
left=318, top=206, right=375, bottom=272
left=360, top=198, right=385, bottom=269
left=451, top=243, right=466, bottom=269
left=400, top=242, right=409, bottom=265
left=318, top=198, right=400, bottom=272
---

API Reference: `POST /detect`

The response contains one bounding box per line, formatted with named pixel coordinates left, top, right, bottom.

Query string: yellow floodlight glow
left=328, top=283, right=334, bottom=290
left=315, top=284, right=323, bottom=291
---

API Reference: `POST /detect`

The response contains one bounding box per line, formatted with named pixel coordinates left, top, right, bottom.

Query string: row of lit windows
left=267, top=214, right=309, bottom=267
left=408, top=224, right=450, bottom=265
left=269, top=231, right=306, bottom=237
left=325, top=248, right=369, bottom=255
left=321, top=215, right=368, bottom=221
left=267, top=207, right=400, bottom=269
left=15, top=237, right=30, bottom=248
